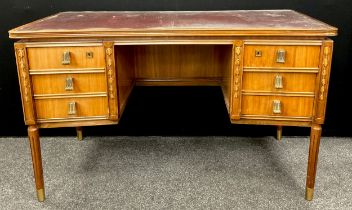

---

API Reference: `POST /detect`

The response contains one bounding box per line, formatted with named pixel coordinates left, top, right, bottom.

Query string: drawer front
left=241, top=95, right=314, bottom=117
left=35, top=97, right=108, bottom=120
left=242, top=72, right=317, bottom=93
left=243, top=45, right=321, bottom=68
left=27, top=46, right=105, bottom=70
left=31, top=73, right=107, bottom=95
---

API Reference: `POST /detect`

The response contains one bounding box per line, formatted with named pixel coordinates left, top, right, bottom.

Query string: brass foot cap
left=306, top=187, right=314, bottom=201
left=37, top=189, right=45, bottom=202
left=277, top=127, right=282, bottom=141
left=77, top=135, right=83, bottom=141
left=77, top=128, right=83, bottom=141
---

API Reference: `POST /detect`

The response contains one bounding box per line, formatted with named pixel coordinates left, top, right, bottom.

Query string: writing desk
left=9, top=10, right=337, bottom=201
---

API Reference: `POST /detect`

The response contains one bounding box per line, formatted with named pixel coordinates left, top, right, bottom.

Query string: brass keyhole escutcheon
left=255, top=50, right=262, bottom=57
left=86, top=51, right=94, bottom=59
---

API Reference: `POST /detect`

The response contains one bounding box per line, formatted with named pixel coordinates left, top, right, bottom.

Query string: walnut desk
left=9, top=10, right=337, bottom=202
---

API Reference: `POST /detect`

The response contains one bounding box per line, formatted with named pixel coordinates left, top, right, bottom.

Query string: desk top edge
left=9, top=10, right=338, bottom=39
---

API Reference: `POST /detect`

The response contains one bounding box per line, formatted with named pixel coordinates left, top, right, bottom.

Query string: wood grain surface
left=134, top=45, right=228, bottom=80
left=27, top=46, right=105, bottom=70
left=31, top=73, right=107, bottom=95
left=35, top=97, right=108, bottom=120
left=242, top=72, right=317, bottom=93
left=241, top=95, right=314, bottom=117
left=243, top=45, right=321, bottom=68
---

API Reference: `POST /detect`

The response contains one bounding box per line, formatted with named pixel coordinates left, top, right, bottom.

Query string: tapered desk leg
left=305, top=124, right=322, bottom=201
left=28, top=125, right=45, bottom=202
left=76, top=127, right=83, bottom=141
left=277, top=126, right=282, bottom=141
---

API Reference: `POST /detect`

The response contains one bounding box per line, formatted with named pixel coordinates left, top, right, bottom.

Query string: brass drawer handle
left=68, top=102, right=76, bottom=115
left=276, top=49, right=286, bottom=63
left=273, top=100, right=282, bottom=114
left=65, top=76, right=74, bottom=91
left=274, top=75, right=283, bottom=89
left=62, top=51, right=71, bottom=65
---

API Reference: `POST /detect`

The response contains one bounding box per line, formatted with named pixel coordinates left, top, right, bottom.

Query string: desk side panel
left=220, top=45, right=235, bottom=114
left=115, top=45, right=135, bottom=115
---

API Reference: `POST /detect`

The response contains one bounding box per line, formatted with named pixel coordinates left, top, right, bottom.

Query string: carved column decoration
left=103, top=42, right=119, bottom=121
left=17, top=48, right=30, bottom=102
left=231, top=40, right=244, bottom=120
left=234, top=46, right=241, bottom=98
left=105, top=47, right=115, bottom=99
left=319, top=46, right=329, bottom=100
left=314, top=40, right=333, bottom=124
left=14, top=43, right=36, bottom=125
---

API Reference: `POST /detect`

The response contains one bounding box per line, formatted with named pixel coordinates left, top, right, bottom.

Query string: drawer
left=242, top=72, right=317, bottom=93
left=35, top=97, right=109, bottom=120
left=241, top=95, right=314, bottom=117
left=27, top=46, right=105, bottom=70
left=31, top=73, right=107, bottom=95
left=243, top=45, right=321, bottom=68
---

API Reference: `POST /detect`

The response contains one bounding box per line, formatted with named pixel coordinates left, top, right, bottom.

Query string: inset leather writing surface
left=9, top=10, right=337, bottom=38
